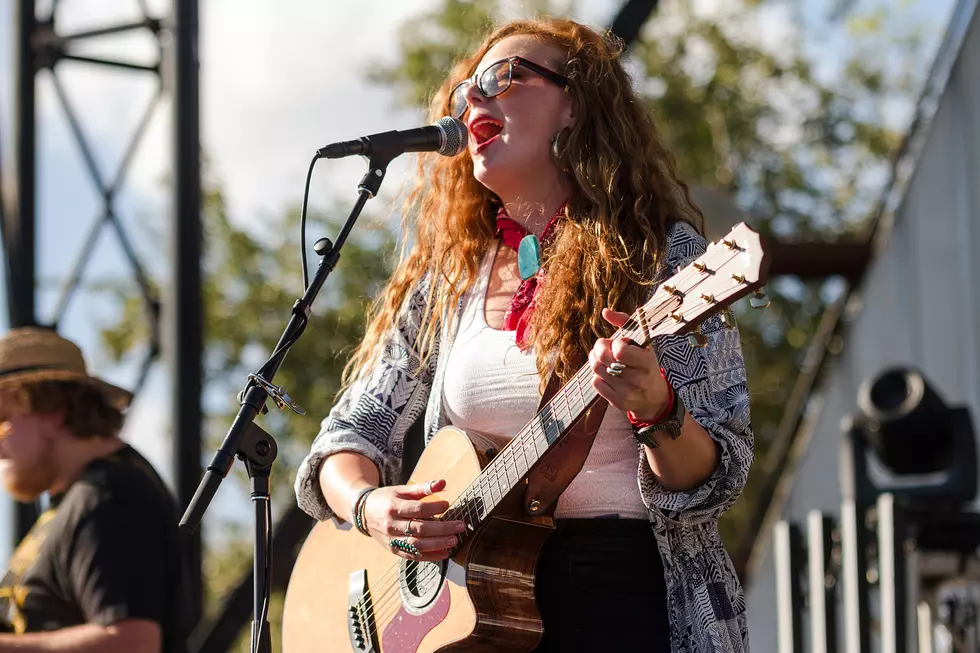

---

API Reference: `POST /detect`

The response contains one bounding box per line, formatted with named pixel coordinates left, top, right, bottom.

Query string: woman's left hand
left=589, top=308, right=670, bottom=421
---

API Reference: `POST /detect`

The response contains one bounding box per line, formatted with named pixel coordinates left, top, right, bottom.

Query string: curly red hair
left=345, top=17, right=704, bottom=388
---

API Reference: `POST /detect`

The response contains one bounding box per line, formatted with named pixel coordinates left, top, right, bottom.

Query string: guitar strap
left=522, top=365, right=608, bottom=518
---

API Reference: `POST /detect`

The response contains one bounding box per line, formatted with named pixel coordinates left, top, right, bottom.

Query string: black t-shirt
left=0, top=444, right=189, bottom=651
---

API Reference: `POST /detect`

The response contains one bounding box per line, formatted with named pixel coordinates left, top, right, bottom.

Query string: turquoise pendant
left=517, top=234, right=541, bottom=280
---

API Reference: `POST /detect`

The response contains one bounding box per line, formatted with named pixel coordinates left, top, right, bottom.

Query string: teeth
left=471, top=121, right=502, bottom=144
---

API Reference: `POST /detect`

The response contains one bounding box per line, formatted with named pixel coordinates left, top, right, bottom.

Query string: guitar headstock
left=622, top=222, right=771, bottom=346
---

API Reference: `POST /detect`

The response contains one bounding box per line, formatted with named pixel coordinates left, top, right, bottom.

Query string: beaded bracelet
left=351, top=487, right=376, bottom=537
left=353, top=489, right=373, bottom=536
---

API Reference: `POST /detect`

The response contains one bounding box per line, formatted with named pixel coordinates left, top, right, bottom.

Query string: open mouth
left=469, top=118, right=503, bottom=151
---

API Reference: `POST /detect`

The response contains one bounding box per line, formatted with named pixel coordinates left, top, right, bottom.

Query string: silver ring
left=607, top=362, right=625, bottom=377
left=423, top=480, right=435, bottom=495
left=404, top=519, right=414, bottom=537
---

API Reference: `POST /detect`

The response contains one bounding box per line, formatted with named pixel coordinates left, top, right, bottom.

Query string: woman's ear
left=560, top=93, right=576, bottom=131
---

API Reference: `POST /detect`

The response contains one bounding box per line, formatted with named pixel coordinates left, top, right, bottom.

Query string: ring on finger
left=423, top=480, right=435, bottom=495
left=390, top=538, right=421, bottom=558
left=404, top=519, right=414, bottom=537
left=607, top=362, right=626, bottom=377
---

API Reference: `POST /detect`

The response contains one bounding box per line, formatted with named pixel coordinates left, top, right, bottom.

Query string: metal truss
left=2, top=0, right=203, bottom=631
left=33, top=1, right=165, bottom=394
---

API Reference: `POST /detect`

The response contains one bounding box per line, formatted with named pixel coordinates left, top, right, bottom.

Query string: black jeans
left=533, top=518, right=671, bottom=652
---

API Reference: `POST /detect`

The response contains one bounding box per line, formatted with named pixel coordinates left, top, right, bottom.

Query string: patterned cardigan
left=294, top=220, right=754, bottom=652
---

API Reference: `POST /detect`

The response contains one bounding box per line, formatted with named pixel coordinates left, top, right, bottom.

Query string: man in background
left=0, top=327, right=188, bottom=652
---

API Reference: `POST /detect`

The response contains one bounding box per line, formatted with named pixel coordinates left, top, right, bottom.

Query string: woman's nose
left=462, top=79, right=486, bottom=114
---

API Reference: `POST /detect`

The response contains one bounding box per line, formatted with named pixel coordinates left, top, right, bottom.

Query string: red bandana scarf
left=494, top=202, right=567, bottom=350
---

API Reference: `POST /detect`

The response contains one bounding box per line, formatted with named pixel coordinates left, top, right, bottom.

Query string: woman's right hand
left=361, top=479, right=468, bottom=561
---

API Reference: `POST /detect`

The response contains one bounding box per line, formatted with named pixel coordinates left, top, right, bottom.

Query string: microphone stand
left=179, top=143, right=398, bottom=653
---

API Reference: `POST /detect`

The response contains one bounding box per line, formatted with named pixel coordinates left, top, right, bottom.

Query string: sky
left=0, top=0, right=963, bottom=564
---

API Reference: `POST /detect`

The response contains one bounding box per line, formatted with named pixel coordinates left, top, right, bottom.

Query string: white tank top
left=441, top=250, right=648, bottom=519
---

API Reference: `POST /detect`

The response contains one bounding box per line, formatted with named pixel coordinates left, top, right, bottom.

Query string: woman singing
left=295, top=16, right=753, bottom=652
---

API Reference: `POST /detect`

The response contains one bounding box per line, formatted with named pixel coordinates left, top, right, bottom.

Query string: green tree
left=367, top=0, right=926, bottom=557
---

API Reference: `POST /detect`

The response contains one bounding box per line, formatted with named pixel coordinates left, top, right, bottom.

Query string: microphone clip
left=244, top=373, right=305, bottom=415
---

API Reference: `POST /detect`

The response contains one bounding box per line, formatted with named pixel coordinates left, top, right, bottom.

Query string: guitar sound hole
left=397, top=559, right=447, bottom=614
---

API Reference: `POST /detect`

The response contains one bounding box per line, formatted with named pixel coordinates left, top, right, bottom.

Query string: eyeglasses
left=448, top=56, right=570, bottom=119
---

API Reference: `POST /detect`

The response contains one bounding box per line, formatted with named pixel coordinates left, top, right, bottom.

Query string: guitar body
left=282, top=426, right=555, bottom=653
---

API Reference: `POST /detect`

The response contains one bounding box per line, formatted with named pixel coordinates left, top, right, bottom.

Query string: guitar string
left=353, top=256, right=740, bottom=633
left=351, top=248, right=750, bottom=633
left=353, top=253, right=743, bottom=633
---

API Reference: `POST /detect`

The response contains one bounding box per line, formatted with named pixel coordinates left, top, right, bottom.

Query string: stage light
left=858, top=368, right=958, bottom=475
left=850, top=367, right=977, bottom=507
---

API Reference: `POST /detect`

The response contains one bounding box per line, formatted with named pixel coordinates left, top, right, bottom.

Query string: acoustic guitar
left=282, top=222, right=770, bottom=652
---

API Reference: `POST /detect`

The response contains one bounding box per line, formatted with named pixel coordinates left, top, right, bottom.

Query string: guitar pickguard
left=381, top=581, right=451, bottom=653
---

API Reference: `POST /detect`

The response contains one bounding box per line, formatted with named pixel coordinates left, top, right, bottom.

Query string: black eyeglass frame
left=448, top=56, right=570, bottom=119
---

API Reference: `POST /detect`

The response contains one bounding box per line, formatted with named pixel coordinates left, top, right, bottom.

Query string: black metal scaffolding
left=4, top=0, right=40, bottom=543
left=1, top=0, right=202, bottom=630
left=171, top=0, right=204, bottom=628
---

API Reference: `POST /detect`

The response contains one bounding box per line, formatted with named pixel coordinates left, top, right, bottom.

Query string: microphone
left=317, top=116, right=468, bottom=160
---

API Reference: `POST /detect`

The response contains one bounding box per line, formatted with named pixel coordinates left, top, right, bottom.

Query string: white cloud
left=164, top=2, right=432, bottom=224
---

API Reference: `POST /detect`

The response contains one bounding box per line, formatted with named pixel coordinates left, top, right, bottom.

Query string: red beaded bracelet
left=626, top=367, right=674, bottom=429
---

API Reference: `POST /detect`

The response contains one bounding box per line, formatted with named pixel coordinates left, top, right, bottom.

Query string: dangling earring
left=550, top=131, right=562, bottom=160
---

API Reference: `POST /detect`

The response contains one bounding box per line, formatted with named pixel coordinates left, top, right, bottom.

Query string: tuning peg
left=687, top=328, right=708, bottom=348
left=750, top=289, right=770, bottom=309
left=721, top=310, right=737, bottom=329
